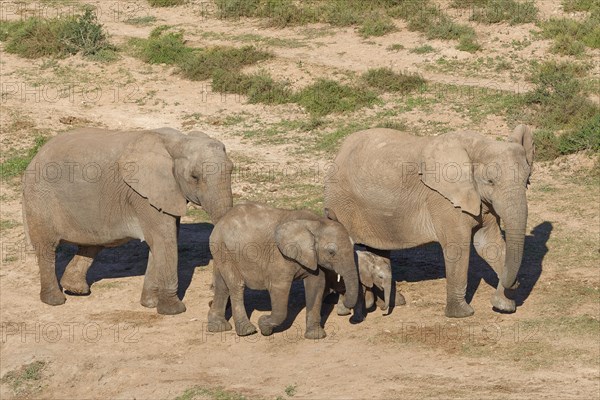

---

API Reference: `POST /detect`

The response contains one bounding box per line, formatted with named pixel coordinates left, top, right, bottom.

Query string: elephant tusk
left=337, top=274, right=341, bottom=283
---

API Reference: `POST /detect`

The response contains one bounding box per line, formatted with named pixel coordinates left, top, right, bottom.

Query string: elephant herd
left=22, top=124, right=534, bottom=338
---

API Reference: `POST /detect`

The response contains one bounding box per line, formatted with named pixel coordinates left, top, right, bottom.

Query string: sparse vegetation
left=175, top=386, right=248, bottom=400
left=539, top=2, right=600, bottom=52
left=363, top=68, right=426, bottom=94
left=1, top=136, right=49, bottom=179
left=451, top=0, right=538, bottom=25
left=124, top=16, right=158, bottom=26
left=1, top=361, right=47, bottom=395
left=410, top=44, right=435, bottom=54
left=148, top=0, right=186, bottom=6
left=179, top=45, right=273, bottom=81
left=214, top=0, right=479, bottom=48
left=0, top=8, right=116, bottom=60
left=358, top=15, right=396, bottom=38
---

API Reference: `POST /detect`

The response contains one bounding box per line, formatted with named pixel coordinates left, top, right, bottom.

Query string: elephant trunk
left=338, top=259, right=359, bottom=309
left=496, top=190, right=528, bottom=290
left=203, top=184, right=233, bottom=224
left=380, top=276, right=392, bottom=312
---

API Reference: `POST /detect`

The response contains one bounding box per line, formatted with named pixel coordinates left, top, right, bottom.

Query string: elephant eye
left=486, top=179, right=494, bottom=186
left=325, top=243, right=337, bottom=256
left=191, top=174, right=200, bottom=182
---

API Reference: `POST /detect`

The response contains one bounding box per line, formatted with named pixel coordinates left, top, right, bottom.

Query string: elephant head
left=419, top=125, right=534, bottom=291
left=356, top=250, right=392, bottom=312
left=119, top=128, right=233, bottom=223
left=275, top=219, right=359, bottom=309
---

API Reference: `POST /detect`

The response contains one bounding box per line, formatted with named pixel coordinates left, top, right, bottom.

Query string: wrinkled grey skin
left=324, top=126, right=534, bottom=318
left=208, top=202, right=359, bottom=339
left=326, top=250, right=401, bottom=318
left=22, top=127, right=233, bottom=315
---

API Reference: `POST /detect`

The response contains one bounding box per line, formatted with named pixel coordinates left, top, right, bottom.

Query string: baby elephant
left=327, top=250, right=403, bottom=318
left=208, top=203, right=359, bottom=339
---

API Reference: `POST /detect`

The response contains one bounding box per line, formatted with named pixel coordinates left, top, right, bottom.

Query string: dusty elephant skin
left=207, top=202, right=359, bottom=339
left=22, top=127, right=233, bottom=315
left=326, top=249, right=401, bottom=319
left=324, top=125, right=534, bottom=318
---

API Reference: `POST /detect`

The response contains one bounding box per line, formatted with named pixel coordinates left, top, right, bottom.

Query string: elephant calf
left=208, top=202, right=359, bottom=339
left=22, top=127, right=233, bottom=315
left=326, top=250, right=403, bottom=318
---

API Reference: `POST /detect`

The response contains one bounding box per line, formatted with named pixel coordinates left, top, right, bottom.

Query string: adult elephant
left=324, top=126, right=534, bottom=317
left=22, top=127, right=233, bottom=315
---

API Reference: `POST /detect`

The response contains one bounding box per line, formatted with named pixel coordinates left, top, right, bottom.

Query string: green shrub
left=559, top=113, right=600, bottom=154
left=129, top=27, right=192, bottom=64
left=533, top=129, right=561, bottom=161
left=295, top=79, right=380, bottom=116
left=1, top=8, right=115, bottom=59
left=526, top=61, right=597, bottom=129
left=1, top=136, right=49, bottom=179
left=457, top=35, right=482, bottom=52
left=363, top=68, right=425, bottom=94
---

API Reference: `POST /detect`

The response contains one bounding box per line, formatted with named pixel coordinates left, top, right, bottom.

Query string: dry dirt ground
left=1, top=1, right=599, bottom=399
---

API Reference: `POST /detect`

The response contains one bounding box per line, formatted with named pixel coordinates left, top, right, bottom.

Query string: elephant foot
left=156, top=297, right=186, bottom=315
left=395, top=292, right=406, bottom=306
left=140, top=290, right=159, bottom=308
left=206, top=317, right=233, bottom=333
left=336, top=303, right=351, bottom=316
left=235, top=321, right=257, bottom=336
left=258, top=315, right=275, bottom=336
left=40, top=290, right=66, bottom=306
left=491, top=293, right=516, bottom=313
left=60, top=275, right=90, bottom=295
left=304, top=326, right=326, bottom=340
left=445, top=301, right=474, bottom=318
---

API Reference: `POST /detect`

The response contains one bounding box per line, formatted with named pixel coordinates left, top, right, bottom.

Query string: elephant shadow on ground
left=390, top=221, right=552, bottom=312
left=55, top=223, right=214, bottom=300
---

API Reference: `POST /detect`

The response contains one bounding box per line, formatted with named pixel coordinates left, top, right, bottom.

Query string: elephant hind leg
left=60, top=245, right=101, bottom=295
left=473, top=221, right=516, bottom=313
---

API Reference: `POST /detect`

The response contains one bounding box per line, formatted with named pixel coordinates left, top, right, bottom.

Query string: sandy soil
left=1, top=1, right=598, bottom=399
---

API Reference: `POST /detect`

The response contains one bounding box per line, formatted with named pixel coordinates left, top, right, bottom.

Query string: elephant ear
left=509, top=124, right=535, bottom=167
left=119, top=133, right=187, bottom=216
left=419, top=133, right=481, bottom=216
left=356, top=251, right=374, bottom=288
left=275, top=220, right=320, bottom=271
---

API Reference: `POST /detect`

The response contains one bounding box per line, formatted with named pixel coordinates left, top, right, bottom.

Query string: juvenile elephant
left=22, top=127, right=233, bottom=315
left=324, top=126, right=534, bottom=318
left=326, top=250, right=402, bottom=317
left=207, top=202, right=359, bottom=339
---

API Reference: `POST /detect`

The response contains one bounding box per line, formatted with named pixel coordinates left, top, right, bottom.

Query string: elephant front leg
left=302, top=273, right=326, bottom=339
left=37, top=241, right=66, bottom=306
left=442, top=241, right=474, bottom=317
left=229, top=279, right=257, bottom=336
left=473, top=218, right=516, bottom=313
left=60, top=245, right=101, bottom=295
left=140, top=252, right=159, bottom=308
left=258, top=281, right=292, bottom=337
left=148, top=242, right=185, bottom=315
left=207, top=267, right=232, bottom=333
